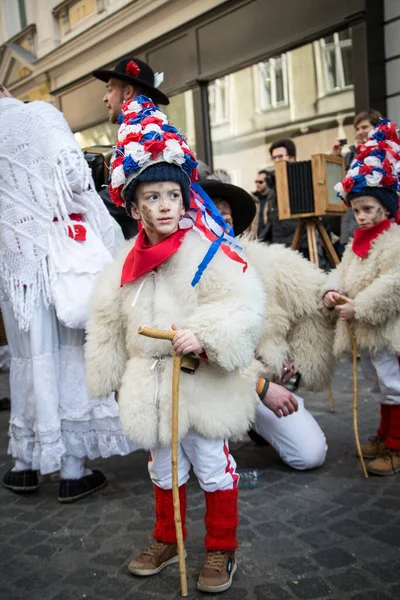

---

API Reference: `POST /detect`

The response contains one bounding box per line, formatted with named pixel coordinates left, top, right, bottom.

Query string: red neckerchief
left=352, top=219, right=392, bottom=259
left=121, top=227, right=189, bottom=286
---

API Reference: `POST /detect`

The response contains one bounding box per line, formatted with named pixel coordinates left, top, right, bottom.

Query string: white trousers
left=360, top=350, right=400, bottom=405
left=252, top=396, right=327, bottom=470
left=149, top=430, right=238, bottom=492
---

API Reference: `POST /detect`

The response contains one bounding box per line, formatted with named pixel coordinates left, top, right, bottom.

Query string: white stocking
left=60, top=455, right=92, bottom=480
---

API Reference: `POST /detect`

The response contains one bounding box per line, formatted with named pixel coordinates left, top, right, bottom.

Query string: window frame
left=320, top=31, right=353, bottom=93
left=258, top=54, right=289, bottom=112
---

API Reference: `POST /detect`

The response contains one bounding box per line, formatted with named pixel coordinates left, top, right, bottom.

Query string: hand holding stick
left=138, top=326, right=189, bottom=596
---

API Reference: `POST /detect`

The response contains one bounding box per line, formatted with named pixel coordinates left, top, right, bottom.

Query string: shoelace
left=142, top=541, right=167, bottom=557
left=368, top=435, right=384, bottom=445
left=204, top=552, right=228, bottom=573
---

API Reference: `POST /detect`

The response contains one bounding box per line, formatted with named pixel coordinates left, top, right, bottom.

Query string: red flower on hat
left=109, top=184, right=124, bottom=207
left=122, top=131, right=143, bottom=145
left=381, top=173, right=396, bottom=187
left=143, top=139, right=167, bottom=159
left=342, top=177, right=354, bottom=194
left=141, top=116, right=164, bottom=128
left=126, top=60, right=140, bottom=78
left=359, top=164, right=374, bottom=175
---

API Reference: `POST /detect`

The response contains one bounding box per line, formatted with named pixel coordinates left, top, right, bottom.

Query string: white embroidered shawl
left=0, top=99, right=115, bottom=330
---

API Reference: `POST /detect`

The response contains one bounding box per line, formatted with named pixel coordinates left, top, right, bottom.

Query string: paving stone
left=254, top=584, right=293, bottom=600
left=288, top=577, right=332, bottom=599
left=278, top=555, right=320, bottom=575
left=371, top=526, right=400, bottom=547
left=363, top=560, right=400, bottom=583
left=327, top=569, right=373, bottom=592
left=350, top=593, right=394, bottom=600
left=313, top=547, right=357, bottom=569
left=327, top=518, right=366, bottom=539
left=25, top=544, right=60, bottom=559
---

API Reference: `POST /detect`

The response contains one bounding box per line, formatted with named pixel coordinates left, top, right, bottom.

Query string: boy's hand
left=334, top=295, right=355, bottom=321
left=171, top=324, right=204, bottom=356
left=324, top=290, right=341, bottom=308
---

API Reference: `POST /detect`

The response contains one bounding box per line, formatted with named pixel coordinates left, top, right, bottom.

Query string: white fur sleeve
left=355, top=273, right=400, bottom=325
left=85, top=258, right=127, bottom=397
left=183, top=257, right=266, bottom=371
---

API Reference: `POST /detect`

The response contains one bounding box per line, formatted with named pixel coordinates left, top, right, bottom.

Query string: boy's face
left=355, top=119, right=373, bottom=144
left=131, top=181, right=185, bottom=244
left=350, top=196, right=390, bottom=228
left=213, top=198, right=233, bottom=230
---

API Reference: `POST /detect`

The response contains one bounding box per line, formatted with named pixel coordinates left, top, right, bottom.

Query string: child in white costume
left=323, top=118, right=400, bottom=476
left=0, top=91, right=134, bottom=503
left=85, top=95, right=265, bottom=593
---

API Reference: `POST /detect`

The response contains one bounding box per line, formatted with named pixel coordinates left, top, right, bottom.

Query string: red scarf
left=352, top=219, right=392, bottom=259
left=121, top=227, right=188, bottom=286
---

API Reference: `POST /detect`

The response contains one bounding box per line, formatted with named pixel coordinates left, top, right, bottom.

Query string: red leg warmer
left=152, top=484, right=187, bottom=543
left=204, top=488, right=238, bottom=552
left=386, top=405, right=400, bottom=451
left=377, top=404, right=391, bottom=439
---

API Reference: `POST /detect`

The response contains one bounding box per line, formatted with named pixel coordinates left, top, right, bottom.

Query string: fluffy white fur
left=241, top=238, right=335, bottom=391
left=85, top=230, right=266, bottom=448
left=323, top=224, right=400, bottom=357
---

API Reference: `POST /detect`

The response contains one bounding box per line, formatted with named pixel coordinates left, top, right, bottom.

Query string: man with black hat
left=200, top=174, right=330, bottom=471
left=92, top=58, right=169, bottom=238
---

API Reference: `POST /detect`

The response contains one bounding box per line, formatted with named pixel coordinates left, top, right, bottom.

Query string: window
left=320, top=30, right=353, bottom=92
left=208, top=77, right=229, bottom=125
left=258, top=55, right=288, bottom=111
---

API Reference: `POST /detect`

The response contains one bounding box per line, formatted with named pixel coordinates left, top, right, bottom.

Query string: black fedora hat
left=92, top=57, right=169, bottom=105
left=200, top=179, right=256, bottom=236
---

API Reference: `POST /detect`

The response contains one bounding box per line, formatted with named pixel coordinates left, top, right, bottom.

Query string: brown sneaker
left=367, top=449, right=400, bottom=476
left=359, top=435, right=386, bottom=459
left=197, top=551, right=237, bottom=593
left=128, top=541, right=180, bottom=576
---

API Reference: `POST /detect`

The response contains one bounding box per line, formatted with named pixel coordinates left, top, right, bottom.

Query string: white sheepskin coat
left=240, top=238, right=335, bottom=392
left=322, top=224, right=400, bottom=357
left=85, top=229, right=266, bottom=449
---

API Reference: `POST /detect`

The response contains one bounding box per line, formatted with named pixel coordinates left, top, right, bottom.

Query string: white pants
left=252, top=396, right=327, bottom=470
left=360, top=350, right=400, bottom=405
left=149, top=430, right=238, bottom=492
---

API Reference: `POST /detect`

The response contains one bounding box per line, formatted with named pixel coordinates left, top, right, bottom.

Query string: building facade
left=0, top=0, right=395, bottom=191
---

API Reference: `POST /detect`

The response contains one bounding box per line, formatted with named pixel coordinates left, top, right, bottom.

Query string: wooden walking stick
left=138, top=326, right=188, bottom=597
left=335, top=299, right=368, bottom=478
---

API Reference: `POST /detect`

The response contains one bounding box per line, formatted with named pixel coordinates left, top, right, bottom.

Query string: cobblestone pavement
left=0, top=360, right=399, bottom=600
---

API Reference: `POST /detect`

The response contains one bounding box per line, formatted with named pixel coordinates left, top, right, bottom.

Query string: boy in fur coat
left=85, top=95, right=265, bottom=593
left=323, top=118, right=400, bottom=476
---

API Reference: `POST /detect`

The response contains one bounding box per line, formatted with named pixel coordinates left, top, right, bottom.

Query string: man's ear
left=124, top=85, right=136, bottom=101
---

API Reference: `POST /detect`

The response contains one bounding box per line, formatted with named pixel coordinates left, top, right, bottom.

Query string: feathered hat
left=109, top=95, right=247, bottom=286
left=334, top=118, right=400, bottom=218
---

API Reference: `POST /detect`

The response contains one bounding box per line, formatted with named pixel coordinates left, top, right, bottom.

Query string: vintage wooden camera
left=275, top=154, right=346, bottom=220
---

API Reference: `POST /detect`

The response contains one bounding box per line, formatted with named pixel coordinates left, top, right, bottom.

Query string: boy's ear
left=130, top=203, right=141, bottom=221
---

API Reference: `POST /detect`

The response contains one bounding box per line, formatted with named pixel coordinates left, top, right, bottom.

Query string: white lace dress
left=0, top=98, right=136, bottom=474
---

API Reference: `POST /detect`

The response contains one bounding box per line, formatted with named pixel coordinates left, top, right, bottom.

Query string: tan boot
left=367, top=449, right=400, bottom=476
left=128, top=541, right=180, bottom=576
left=359, top=435, right=386, bottom=459
left=197, top=551, right=237, bottom=593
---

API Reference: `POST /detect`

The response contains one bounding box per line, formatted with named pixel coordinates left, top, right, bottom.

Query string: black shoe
left=58, top=469, right=107, bottom=504
left=3, top=468, right=40, bottom=493
left=247, top=428, right=270, bottom=447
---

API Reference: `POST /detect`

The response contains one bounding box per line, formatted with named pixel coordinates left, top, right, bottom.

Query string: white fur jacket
left=85, top=229, right=266, bottom=449
left=241, top=238, right=335, bottom=391
left=322, top=223, right=400, bottom=357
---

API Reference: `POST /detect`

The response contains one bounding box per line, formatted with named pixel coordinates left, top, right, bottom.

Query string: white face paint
left=131, top=180, right=185, bottom=245
left=350, top=195, right=390, bottom=228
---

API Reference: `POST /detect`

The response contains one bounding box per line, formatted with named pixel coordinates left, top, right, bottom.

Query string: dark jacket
left=99, top=188, right=138, bottom=240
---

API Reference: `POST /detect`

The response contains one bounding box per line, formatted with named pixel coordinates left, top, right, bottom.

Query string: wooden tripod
left=291, top=217, right=340, bottom=268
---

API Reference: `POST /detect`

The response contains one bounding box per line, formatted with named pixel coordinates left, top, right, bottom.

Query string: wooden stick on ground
left=347, top=324, right=369, bottom=478
left=138, top=326, right=189, bottom=597
left=333, top=301, right=368, bottom=478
